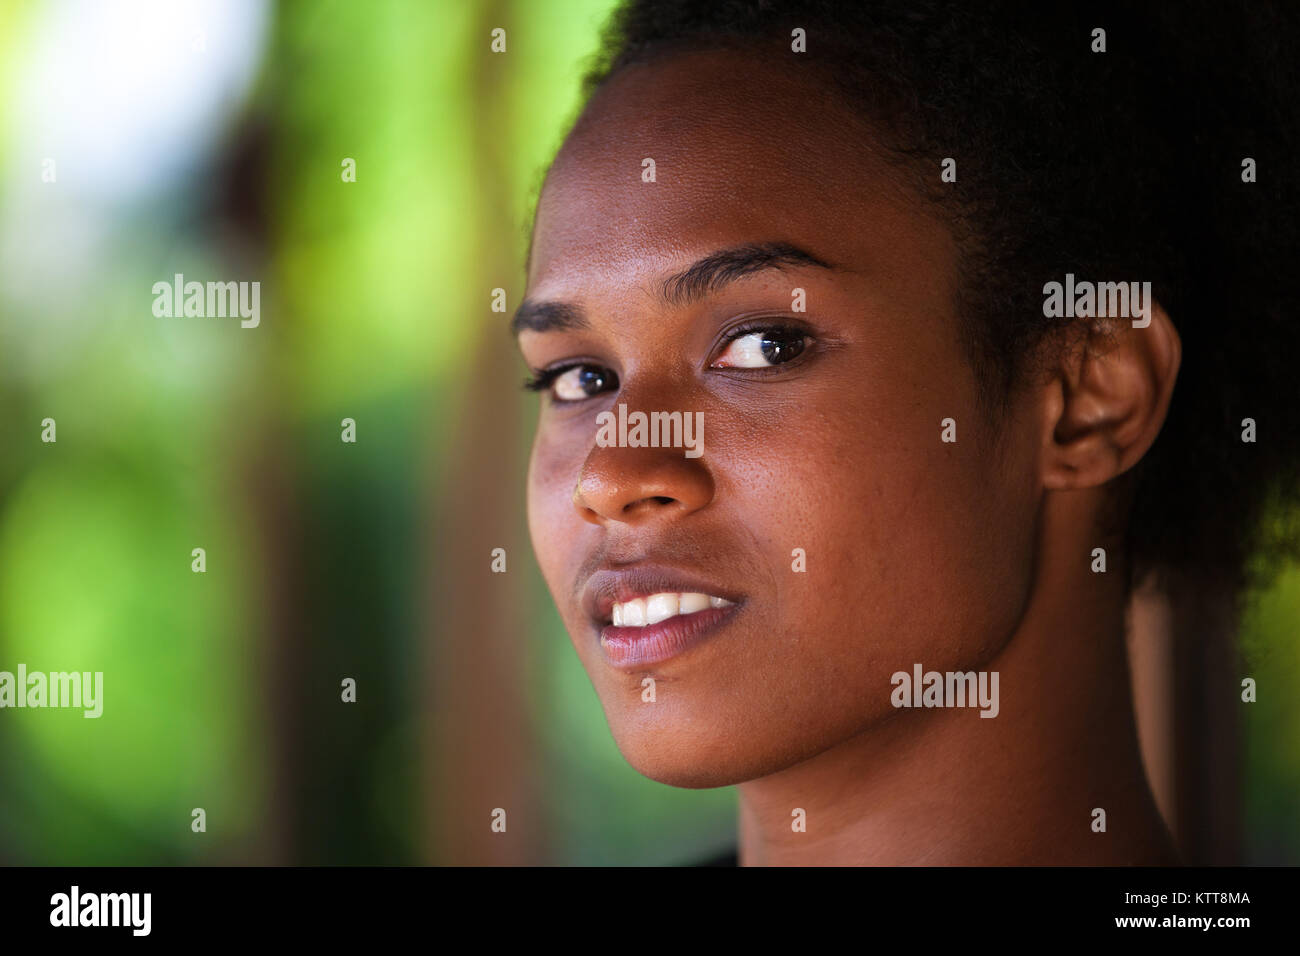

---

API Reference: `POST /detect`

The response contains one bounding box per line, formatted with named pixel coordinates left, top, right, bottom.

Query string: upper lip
left=582, top=565, right=745, bottom=625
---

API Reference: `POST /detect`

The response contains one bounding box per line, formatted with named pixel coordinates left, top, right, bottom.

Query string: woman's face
left=517, top=50, right=1044, bottom=787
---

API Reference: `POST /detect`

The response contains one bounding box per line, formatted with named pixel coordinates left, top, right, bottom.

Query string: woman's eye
left=550, top=364, right=616, bottom=402
left=711, top=327, right=808, bottom=368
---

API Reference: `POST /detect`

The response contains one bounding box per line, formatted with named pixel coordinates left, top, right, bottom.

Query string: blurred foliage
left=1239, top=563, right=1300, bottom=863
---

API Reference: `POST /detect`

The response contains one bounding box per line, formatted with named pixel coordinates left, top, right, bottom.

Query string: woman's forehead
left=528, top=51, right=924, bottom=292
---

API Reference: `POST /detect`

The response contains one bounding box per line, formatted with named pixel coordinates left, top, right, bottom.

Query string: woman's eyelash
left=722, top=320, right=810, bottom=344
left=522, top=322, right=811, bottom=393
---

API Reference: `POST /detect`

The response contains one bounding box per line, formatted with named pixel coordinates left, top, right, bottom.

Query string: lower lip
left=599, top=604, right=741, bottom=668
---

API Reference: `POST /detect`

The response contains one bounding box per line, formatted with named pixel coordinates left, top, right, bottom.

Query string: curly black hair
left=570, top=0, right=1300, bottom=605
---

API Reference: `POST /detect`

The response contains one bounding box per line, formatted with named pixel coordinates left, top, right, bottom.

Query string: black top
left=690, top=848, right=738, bottom=866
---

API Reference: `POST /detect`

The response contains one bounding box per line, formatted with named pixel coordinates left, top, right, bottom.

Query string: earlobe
left=1040, top=303, right=1182, bottom=491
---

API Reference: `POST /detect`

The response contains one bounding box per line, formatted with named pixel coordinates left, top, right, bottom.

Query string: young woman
left=512, top=0, right=1299, bottom=864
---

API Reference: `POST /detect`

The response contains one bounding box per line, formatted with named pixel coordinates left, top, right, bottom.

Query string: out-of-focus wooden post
left=1128, top=573, right=1241, bottom=864
left=421, top=0, right=544, bottom=865
left=1170, top=574, right=1241, bottom=864
left=1127, top=580, right=1178, bottom=840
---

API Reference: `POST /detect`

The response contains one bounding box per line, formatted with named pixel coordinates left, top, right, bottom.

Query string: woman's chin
left=606, top=718, right=819, bottom=789
left=605, top=724, right=751, bottom=789
left=620, top=751, right=747, bottom=789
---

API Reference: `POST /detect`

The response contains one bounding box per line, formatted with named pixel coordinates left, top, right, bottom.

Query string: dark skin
left=516, top=49, right=1182, bottom=864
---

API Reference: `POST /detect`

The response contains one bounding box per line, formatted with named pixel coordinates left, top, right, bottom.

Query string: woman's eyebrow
left=659, top=241, right=838, bottom=307
left=511, top=300, right=588, bottom=336
left=512, top=240, right=837, bottom=336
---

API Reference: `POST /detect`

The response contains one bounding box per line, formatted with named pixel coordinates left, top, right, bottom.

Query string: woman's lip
left=582, top=565, right=744, bottom=624
left=599, top=603, right=741, bottom=669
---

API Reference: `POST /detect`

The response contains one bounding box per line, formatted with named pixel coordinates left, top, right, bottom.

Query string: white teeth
left=611, top=591, right=733, bottom=627
left=678, top=592, right=711, bottom=614
left=621, top=598, right=646, bottom=626
left=644, top=593, right=680, bottom=625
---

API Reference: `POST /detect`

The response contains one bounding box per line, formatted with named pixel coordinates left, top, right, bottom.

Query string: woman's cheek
left=526, top=428, right=582, bottom=589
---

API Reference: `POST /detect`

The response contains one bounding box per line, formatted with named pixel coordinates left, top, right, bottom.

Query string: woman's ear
left=1039, top=301, right=1182, bottom=490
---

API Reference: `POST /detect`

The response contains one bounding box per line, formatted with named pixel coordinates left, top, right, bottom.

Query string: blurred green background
left=0, top=0, right=1293, bottom=865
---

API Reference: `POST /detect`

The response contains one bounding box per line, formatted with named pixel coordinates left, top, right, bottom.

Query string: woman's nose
left=572, top=429, right=714, bottom=526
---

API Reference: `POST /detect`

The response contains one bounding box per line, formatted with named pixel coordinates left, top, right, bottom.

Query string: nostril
left=621, top=494, right=677, bottom=515
left=572, top=451, right=714, bottom=524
